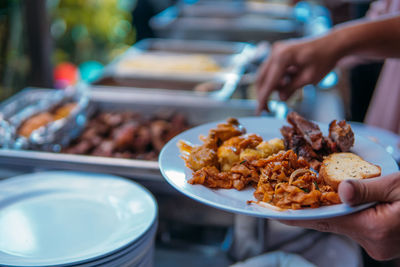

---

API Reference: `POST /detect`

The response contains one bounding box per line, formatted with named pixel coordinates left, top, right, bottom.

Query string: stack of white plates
left=0, top=171, right=158, bottom=267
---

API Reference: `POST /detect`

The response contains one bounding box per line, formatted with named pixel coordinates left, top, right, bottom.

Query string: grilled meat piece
left=329, top=120, right=355, bottom=152
left=64, top=139, right=93, bottom=154
left=64, top=111, right=190, bottom=160
left=91, top=139, right=115, bottom=157
left=296, top=142, right=321, bottom=162
left=132, top=126, right=152, bottom=153
left=287, top=112, right=323, bottom=150
left=150, top=120, right=172, bottom=153
left=280, top=126, right=295, bottom=150
left=281, top=112, right=354, bottom=170
left=209, top=118, right=246, bottom=147
left=281, top=125, right=319, bottom=160
left=113, top=122, right=139, bottom=150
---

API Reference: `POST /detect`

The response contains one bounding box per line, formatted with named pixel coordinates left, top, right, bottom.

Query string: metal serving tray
left=0, top=88, right=288, bottom=181
left=150, top=6, right=302, bottom=42
left=96, top=39, right=256, bottom=100
left=180, top=1, right=295, bottom=20
left=0, top=87, right=89, bottom=151
left=133, top=38, right=250, bottom=55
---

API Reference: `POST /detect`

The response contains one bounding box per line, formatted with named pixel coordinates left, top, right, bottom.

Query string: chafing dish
left=95, top=39, right=256, bottom=101
left=0, top=87, right=89, bottom=151
left=0, top=88, right=288, bottom=181
left=150, top=5, right=302, bottom=43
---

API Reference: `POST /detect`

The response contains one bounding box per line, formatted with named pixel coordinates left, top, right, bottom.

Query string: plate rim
left=0, top=170, right=158, bottom=266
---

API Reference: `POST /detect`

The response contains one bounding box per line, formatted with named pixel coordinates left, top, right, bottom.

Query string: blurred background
left=0, top=0, right=136, bottom=97
left=0, top=0, right=382, bottom=123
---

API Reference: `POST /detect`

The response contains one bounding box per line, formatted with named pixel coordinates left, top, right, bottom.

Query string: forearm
left=331, top=14, right=400, bottom=59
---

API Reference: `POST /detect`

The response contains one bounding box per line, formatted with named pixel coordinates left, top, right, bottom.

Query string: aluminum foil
left=0, top=85, right=89, bottom=151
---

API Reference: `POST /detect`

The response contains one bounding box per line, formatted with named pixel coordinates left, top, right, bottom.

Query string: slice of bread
left=319, top=153, right=381, bottom=190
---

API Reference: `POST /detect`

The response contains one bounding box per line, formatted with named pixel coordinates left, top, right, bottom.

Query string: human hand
left=256, top=35, right=342, bottom=114
left=280, top=172, right=400, bottom=261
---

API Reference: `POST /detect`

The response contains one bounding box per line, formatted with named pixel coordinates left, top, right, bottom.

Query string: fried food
left=251, top=150, right=340, bottom=210
left=179, top=117, right=343, bottom=210
left=178, top=118, right=245, bottom=171
left=179, top=118, right=285, bottom=191
left=217, top=134, right=262, bottom=171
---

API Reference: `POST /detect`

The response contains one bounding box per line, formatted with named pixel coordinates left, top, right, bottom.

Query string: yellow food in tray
left=118, top=54, right=222, bottom=74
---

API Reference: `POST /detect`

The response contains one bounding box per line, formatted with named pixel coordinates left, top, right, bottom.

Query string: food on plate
left=178, top=115, right=382, bottom=210
left=178, top=118, right=340, bottom=209
left=280, top=112, right=354, bottom=170
left=319, top=153, right=382, bottom=190
left=251, top=150, right=340, bottom=209
left=64, top=111, right=190, bottom=160
left=118, top=54, right=222, bottom=74
left=178, top=118, right=285, bottom=190
left=178, top=118, right=245, bottom=172
left=18, top=102, right=77, bottom=138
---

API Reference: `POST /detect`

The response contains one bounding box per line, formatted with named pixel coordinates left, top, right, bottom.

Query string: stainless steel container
left=0, top=87, right=89, bottom=151
left=0, top=88, right=288, bottom=181
left=95, top=39, right=256, bottom=101
left=180, top=1, right=295, bottom=20
left=150, top=5, right=302, bottom=42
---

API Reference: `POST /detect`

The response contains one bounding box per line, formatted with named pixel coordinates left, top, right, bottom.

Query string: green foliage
left=49, top=0, right=136, bottom=65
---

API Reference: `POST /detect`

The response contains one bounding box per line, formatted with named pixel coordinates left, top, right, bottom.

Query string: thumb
left=338, top=172, right=400, bottom=206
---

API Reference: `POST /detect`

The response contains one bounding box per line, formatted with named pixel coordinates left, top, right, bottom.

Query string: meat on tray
left=63, top=111, right=190, bottom=160
left=281, top=112, right=354, bottom=170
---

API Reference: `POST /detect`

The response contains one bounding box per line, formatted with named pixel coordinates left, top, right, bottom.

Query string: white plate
left=76, top=221, right=157, bottom=267
left=0, top=171, right=157, bottom=266
left=159, top=117, right=399, bottom=220
left=349, top=121, right=400, bottom=162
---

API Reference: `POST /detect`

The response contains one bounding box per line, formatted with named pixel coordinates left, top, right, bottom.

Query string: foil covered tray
left=0, top=87, right=89, bottom=151
left=95, top=38, right=256, bottom=100
left=0, top=88, right=288, bottom=181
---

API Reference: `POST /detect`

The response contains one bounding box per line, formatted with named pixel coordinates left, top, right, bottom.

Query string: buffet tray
left=0, top=88, right=288, bottom=181
left=133, top=38, right=251, bottom=55
left=0, top=87, right=89, bottom=151
left=180, top=1, right=295, bottom=20
left=96, top=39, right=256, bottom=100
left=150, top=6, right=302, bottom=42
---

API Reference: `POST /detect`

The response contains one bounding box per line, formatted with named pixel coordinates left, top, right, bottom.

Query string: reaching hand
left=256, top=35, right=341, bottom=114
left=280, top=172, right=400, bottom=261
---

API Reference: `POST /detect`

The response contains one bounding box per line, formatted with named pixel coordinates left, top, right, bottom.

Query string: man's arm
left=256, top=15, right=400, bottom=113
left=334, top=15, right=400, bottom=59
